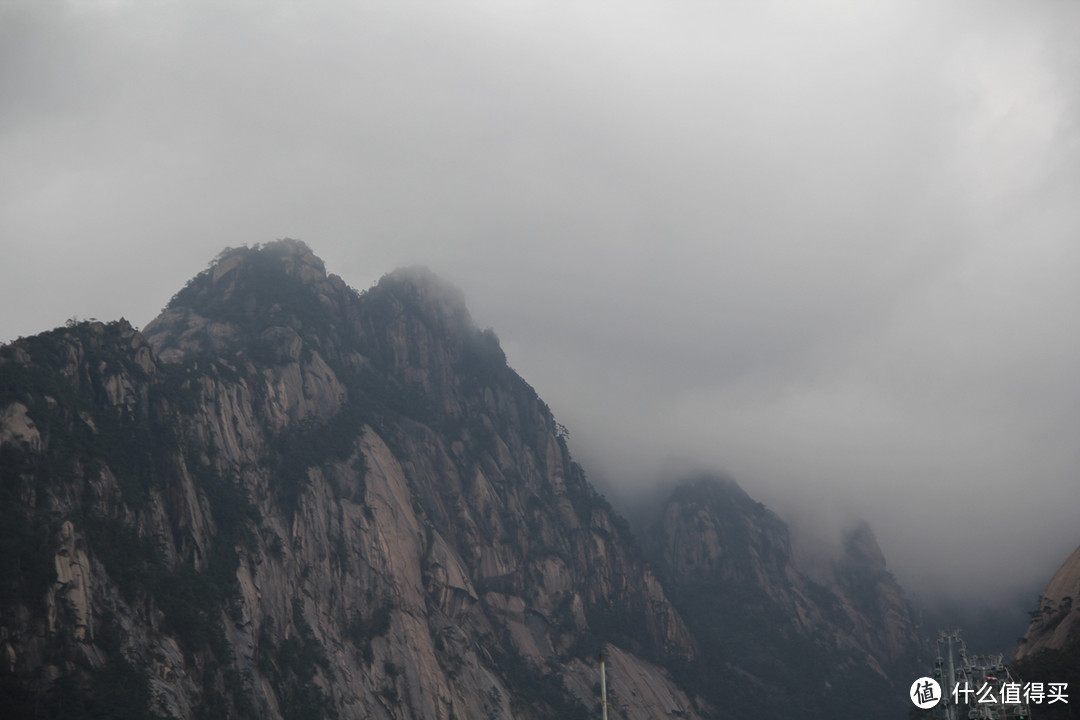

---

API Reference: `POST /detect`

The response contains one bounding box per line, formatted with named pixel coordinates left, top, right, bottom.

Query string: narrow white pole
left=600, top=655, right=608, bottom=720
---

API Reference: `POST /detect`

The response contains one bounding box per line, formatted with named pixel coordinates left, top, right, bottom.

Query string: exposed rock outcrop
left=0, top=241, right=703, bottom=720
left=1015, top=543, right=1080, bottom=659
left=0, top=240, right=925, bottom=719
left=641, top=475, right=923, bottom=719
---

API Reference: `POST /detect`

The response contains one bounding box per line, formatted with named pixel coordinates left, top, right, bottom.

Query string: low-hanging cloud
left=1, top=0, right=1078, bottom=606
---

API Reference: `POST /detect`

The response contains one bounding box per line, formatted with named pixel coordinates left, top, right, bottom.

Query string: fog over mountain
left=2, top=0, right=1079, bottom=611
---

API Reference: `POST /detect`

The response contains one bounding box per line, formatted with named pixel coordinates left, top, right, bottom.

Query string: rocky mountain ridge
left=1, top=239, right=923, bottom=719
left=0, top=241, right=702, bottom=720
left=639, top=475, right=922, bottom=718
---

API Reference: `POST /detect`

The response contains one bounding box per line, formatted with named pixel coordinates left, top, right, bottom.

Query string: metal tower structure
left=931, top=630, right=1030, bottom=719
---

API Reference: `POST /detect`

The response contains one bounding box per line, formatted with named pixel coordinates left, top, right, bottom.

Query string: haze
left=2, top=0, right=1078, bottom=609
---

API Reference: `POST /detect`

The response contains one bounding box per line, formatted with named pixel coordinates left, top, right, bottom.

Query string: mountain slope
left=1, top=240, right=928, bottom=719
left=0, top=240, right=702, bottom=720
left=1011, top=542, right=1080, bottom=720
left=1016, top=543, right=1080, bottom=659
left=640, top=475, right=924, bottom=720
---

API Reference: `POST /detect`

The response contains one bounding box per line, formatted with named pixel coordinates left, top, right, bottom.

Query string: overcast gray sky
left=2, top=0, right=1078, bottom=606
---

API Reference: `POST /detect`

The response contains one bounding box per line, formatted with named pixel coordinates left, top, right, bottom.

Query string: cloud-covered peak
left=369, top=265, right=477, bottom=336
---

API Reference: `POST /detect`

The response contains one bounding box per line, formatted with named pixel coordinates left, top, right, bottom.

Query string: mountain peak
left=369, top=265, right=475, bottom=334
left=197, top=239, right=329, bottom=297
left=244, top=238, right=326, bottom=282
left=842, top=519, right=888, bottom=571
left=143, top=240, right=349, bottom=362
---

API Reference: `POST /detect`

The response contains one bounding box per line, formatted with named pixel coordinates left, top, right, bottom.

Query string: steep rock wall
left=0, top=242, right=704, bottom=720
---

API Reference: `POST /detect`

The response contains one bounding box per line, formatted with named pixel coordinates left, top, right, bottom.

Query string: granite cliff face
left=1016, top=544, right=1080, bottom=660
left=0, top=241, right=700, bottom=720
left=1010, top=543, right=1080, bottom=720
left=0, top=240, right=924, bottom=719
left=641, top=476, right=922, bottom=719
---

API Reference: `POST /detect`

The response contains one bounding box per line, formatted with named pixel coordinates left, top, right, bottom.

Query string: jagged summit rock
left=372, top=266, right=472, bottom=327
left=186, top=237, right=330, bottom=285
left=143, top=240, right=355, bottom=362
left=144, top=243, right=486, bottom=381
left=841, top=520, right=888, bottom=571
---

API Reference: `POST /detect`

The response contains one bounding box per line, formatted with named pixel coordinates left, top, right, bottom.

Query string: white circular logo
left=911, top=677, right=942, bottom=709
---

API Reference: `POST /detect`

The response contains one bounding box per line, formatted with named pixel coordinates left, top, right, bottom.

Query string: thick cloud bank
left=2, top=0, right=1078, bottom=603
